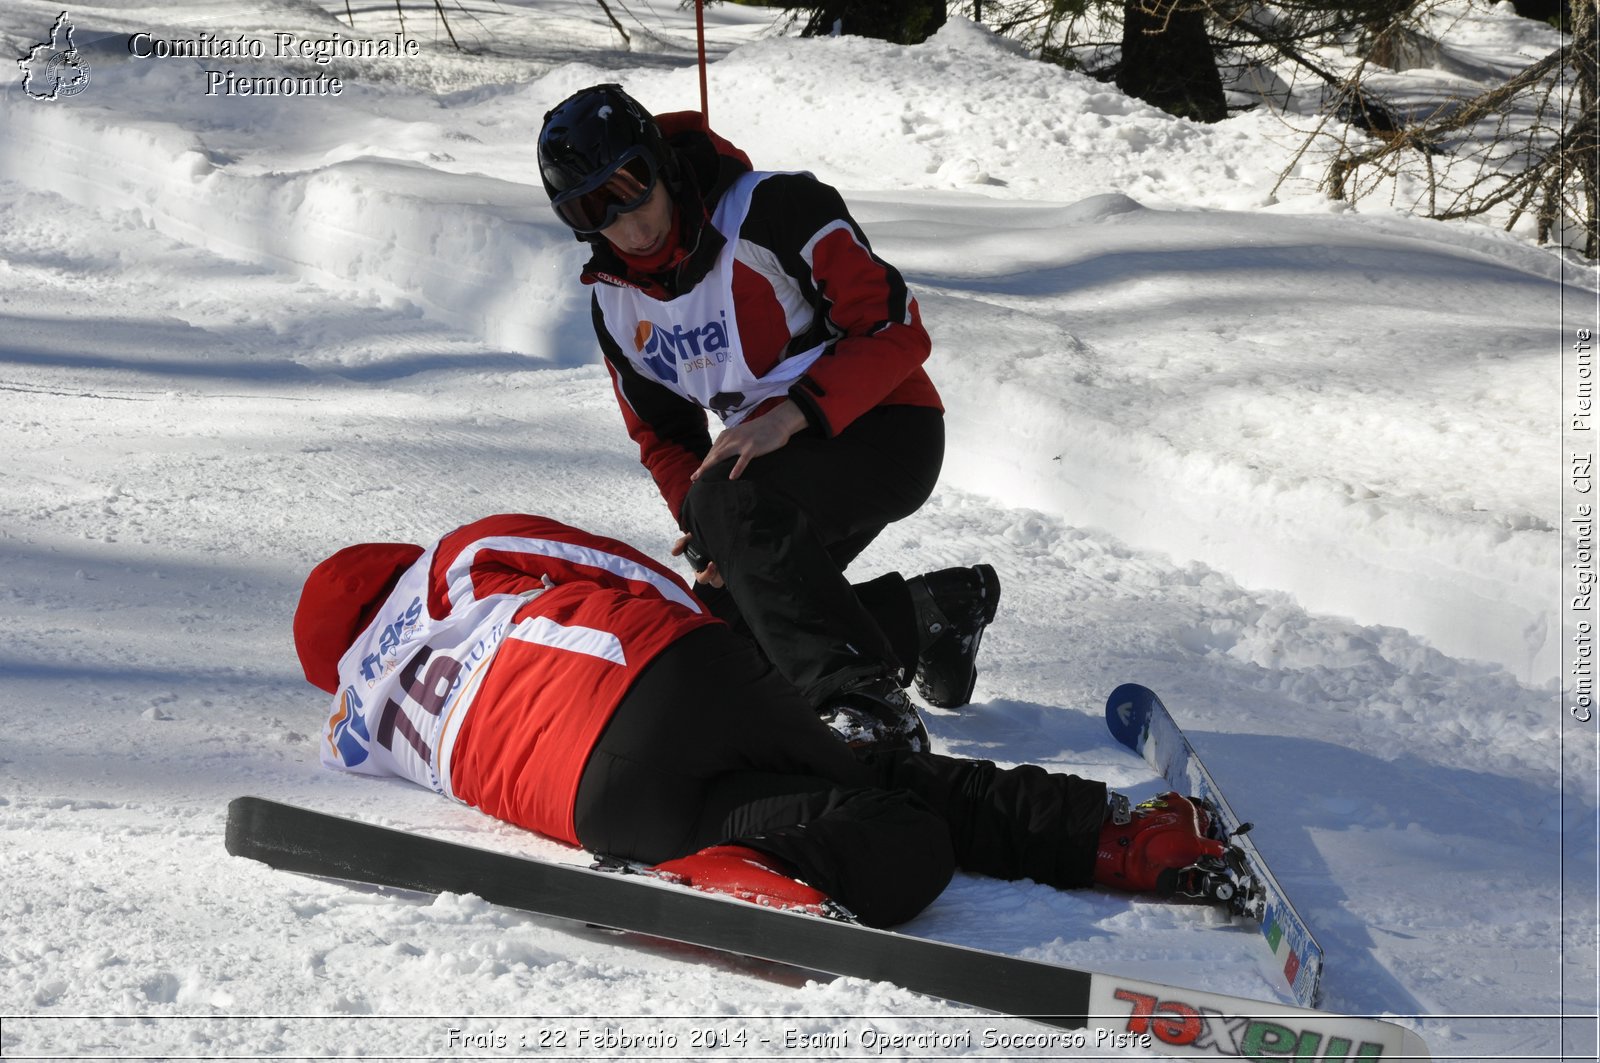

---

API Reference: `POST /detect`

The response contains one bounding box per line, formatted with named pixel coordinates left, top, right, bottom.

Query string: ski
left=1106, top=683, right=1326, bottom=1010
left=225, top=795, right=1427, bottom=1060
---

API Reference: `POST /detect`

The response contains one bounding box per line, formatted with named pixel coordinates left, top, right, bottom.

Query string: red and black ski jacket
left=581, top=113, right=942, bottom=526
left=309, top=513, right=721, bottom=846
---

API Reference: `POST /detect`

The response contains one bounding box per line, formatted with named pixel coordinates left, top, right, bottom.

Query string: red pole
left=696, top=0, right=709, bottom=122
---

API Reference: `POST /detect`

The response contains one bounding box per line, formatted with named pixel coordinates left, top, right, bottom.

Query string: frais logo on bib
left=359, top=596, right=424, bottom=683
left=633, top=313, right=729, bottom=384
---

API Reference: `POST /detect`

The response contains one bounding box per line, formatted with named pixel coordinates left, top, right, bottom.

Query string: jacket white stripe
left=798, top=219, right=915, bottom=328
left=510, top=616, right=628, bottom=666
left=443, top=535, right=703, bottom=615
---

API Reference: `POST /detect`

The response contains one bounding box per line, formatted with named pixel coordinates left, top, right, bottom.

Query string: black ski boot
left=818, top=676, right=930, bottom=753
left=907, top=564, right=1001, bottom=708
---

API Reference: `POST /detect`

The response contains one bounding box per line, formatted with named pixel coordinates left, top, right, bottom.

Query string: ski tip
left=224, top=795, right=265, bottom=859
left=1087, top=971, right=1430, bottom=1062
left=224, top=795, right=289, bottom=861
left=1104, top=683, right=1157, bottom=751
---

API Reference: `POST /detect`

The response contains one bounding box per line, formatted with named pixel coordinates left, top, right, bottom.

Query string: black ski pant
left=573, top=625, right=1106, bottom=928
left=677, top=404, right=944, bottom=704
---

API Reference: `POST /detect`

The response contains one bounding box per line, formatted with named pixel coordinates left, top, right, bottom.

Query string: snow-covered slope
left=1, top=1, right=1593, bottom=1060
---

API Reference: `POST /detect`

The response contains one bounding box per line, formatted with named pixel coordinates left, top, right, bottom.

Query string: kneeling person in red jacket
left=293, top=513, right=1220, bottom=927
left=538, top=84, right=1000, bottom=753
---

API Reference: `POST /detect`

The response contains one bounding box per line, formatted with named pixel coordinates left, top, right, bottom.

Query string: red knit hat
left=293, top=542, right=424, bottom=693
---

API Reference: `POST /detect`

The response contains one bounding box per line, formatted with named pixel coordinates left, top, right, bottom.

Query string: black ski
left=225, top=796, right=1428, bottom=1060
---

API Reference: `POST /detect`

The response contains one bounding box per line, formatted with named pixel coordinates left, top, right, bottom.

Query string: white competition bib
left=595, top=171, right=826, bottom=426
left=320, top=548, right=527, bottom=799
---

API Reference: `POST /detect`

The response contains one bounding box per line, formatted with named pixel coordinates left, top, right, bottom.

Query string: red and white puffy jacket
left=309, top=514, right=719, bottom=844
left=583, top=114, right=942, bottom=525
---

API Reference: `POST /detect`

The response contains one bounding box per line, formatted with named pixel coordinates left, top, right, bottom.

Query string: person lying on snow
left=292, top=512, right=1224, bottom=927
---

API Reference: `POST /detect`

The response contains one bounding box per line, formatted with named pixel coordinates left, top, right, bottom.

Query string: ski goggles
left=550, top=150, right=658, bottom=234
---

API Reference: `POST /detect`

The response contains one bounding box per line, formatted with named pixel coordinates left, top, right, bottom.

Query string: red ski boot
left=649, top=845, right=847, bottom=919
left=1094, top=793, right=1232, bottom=900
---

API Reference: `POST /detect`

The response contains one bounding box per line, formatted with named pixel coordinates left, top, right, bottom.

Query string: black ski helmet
left=538, top=84, right=673, bottom=229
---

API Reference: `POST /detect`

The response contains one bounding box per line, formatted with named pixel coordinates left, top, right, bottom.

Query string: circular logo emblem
left=44, top=50, right=90, bottom=97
